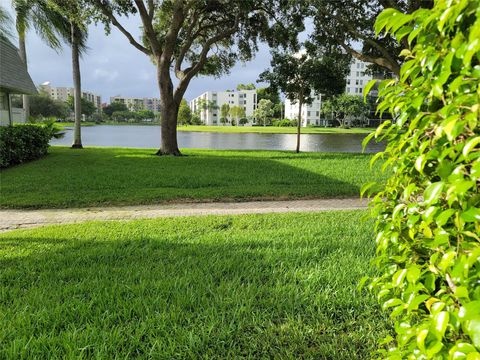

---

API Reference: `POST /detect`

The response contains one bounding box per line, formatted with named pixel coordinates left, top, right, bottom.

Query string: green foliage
left=103, top=101, right=128, bottom=117
left=364, top=0, right=480, bottom=358
left=0, top=124, right=51, bottom=168
left=236, top=83, right=256, bottom=90
left=220, top=103, right=230, bottom=120
left=229, top=105, right=245, bottom=123
left=322, top=94, right=370, bottom=127
left=29, top=94, right=69, bottom=119
left=177, top=99, right=192, bottom=125
left=66, top=95, right=96, bottom=117
left=272, top=119, right=298, bottom=127
left=254, top=99, right=275, bottom=126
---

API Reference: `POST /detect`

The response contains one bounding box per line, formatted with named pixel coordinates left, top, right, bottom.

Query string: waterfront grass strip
left=0, top=147, right=385, bottom=209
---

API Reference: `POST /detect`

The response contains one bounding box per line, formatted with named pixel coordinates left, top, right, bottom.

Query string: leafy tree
left=29, top=94, right=69, bottom=119
left=363, top=1, right=480, bottom=358
left=236, top=83, right=255, bottom=91
left=254, top=99, right=274, bottom=126
left=103, top=101, right=128, bottom=117
left=86, top=0, right=305, bottom=155
left=229, top=105, right=245, bottom=125
left=136, top=109, right=155, bottom=120
left=322, top=94, right=369, bottom=127
left=257, top=87, right=282, bottom=118
left=260, top=46, right=349, bottom=152
left=239, top=117, right=248, bottom=126
left=66, top=96, right=96, bottom=117
left=220, top=103, right=230, bottom=123
left=177, top=99, right=192, bottom=125
left=309, top=0, right=433, bottom=75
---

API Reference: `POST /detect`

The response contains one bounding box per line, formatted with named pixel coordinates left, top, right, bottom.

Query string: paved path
left=0, top=198, right=369, bottom=232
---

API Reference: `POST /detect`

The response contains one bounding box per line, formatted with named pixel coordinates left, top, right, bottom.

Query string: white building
left=39, top=82, right=102, bottom=110
left=189, top=90, right=257, bottom=125
left=345, top=58, right=374, bottom=96
left=284, top=93, right=323, bottom=127
left=110, top=96, right=161, bottom=113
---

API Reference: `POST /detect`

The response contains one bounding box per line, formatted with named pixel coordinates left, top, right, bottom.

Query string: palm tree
left=14, top=0, right=69, bottom=120
left=69, top=21, right=88, bottom=148
left=0, top=4, right=13, bottom=40
left=13, top=0, right=88, bottom=148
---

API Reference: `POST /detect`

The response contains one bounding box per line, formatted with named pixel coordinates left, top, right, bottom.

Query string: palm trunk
left=296, top=96, right=303, bottom=153
left=71, top=23, right=83, bottom=149
left=18, top=34, right=30, bottom=121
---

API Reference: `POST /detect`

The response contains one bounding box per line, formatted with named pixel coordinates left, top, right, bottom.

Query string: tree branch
left=134, top=0, right=161, bottom=56
left=93, top=0, right=151, bottom=56
left=340, top=42, right=400, bottom=75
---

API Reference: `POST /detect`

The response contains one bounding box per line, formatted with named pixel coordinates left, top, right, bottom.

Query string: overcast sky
left=4, top=3, right=284, bottom=103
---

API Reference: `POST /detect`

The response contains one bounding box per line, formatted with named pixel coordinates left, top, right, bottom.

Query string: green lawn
left=0, top=147, right=385, bottom=209
left=58, top=122, right=373, bottom=134
left=177, top=125, right=375, bottom=134
left=0, top=211, right=389, bottom=359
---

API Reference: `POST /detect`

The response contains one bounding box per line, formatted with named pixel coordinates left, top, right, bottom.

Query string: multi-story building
left=189, top=90, right=257, bottom=125
left=39, top=82, right=102, bottom=110
left=109, top=96, right=161, bottom=113
left=345, top=58, right=374, bottom=96
left=284, top=93, right=323, bottom=127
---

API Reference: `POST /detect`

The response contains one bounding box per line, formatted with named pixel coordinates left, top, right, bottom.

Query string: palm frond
left=0, top=4, right=14, bottom=41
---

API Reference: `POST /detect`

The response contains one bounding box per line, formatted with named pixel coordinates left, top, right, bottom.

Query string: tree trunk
left=296, top=98, right=303, bottom=153
left=71, top=23, right=83, bottom=149
left=157, top=96, right=181, bottom=155
left=156, top=57, right=182, bottom=156
left=18, top=35, right=30, bottom=121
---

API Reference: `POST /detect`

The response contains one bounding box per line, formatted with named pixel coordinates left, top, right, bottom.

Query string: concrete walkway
left=0, top=198, right=369, bottom=232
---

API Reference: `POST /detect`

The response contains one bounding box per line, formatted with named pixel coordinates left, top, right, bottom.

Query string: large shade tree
left=309, top=0, right=434, bottom=75
left=86, top=0, right=306, bottom=155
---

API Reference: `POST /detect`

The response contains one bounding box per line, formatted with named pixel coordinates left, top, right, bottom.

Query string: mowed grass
left=0, top=211, right=389, bottom=359
left=178, top=125, right=375, bottom=134
left=0, top=147, right=385, bottom=209
left=57, top=123, right=374, bottom=134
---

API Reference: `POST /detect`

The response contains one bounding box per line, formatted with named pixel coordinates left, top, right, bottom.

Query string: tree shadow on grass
left=0, top=148, right=378, bottom=208
left=0, top=219, right=390, bottom=359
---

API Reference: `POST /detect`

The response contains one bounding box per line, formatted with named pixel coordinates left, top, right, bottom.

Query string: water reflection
left=52, top=125, right=385, bottom=153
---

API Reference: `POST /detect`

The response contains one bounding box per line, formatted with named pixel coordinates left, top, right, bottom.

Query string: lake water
left=52, top=125, right=385, bottom=153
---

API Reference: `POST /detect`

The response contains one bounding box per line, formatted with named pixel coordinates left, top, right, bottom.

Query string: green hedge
left=363, top=0, right=480, bottom=358
left=0, top=125, right=51, bottom=168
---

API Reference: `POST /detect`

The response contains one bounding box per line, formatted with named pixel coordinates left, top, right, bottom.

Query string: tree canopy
left=309, top=0, right=433, bottom=75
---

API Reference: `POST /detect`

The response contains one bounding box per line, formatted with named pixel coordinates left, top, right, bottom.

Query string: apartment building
left=39, top=82, right=102, bottom=110
left=345, top=58, right=374, bottom=96
left=110, top=96, right=161, bottom=113
left=284, top=93, right=323, bottom=126
left=189, top=90, right=257, bottom=125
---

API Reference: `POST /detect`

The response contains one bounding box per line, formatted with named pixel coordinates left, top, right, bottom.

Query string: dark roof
left=0, top=38, right=37, bottom=95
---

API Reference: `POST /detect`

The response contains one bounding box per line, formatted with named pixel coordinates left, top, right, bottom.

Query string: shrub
left=363, top=1, right=480, bottom=358
left=272, top=119, right=297, bottom=127
left=0, top=124, right=52, bottom=168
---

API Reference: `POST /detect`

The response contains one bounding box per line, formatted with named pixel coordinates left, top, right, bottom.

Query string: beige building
left=110, top=96, right=161, bottom=113
left=39, top=82, right=102, bottom=110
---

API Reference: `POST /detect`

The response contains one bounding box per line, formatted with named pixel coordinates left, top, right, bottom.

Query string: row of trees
left=1, top=0, right=433, bottom=155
